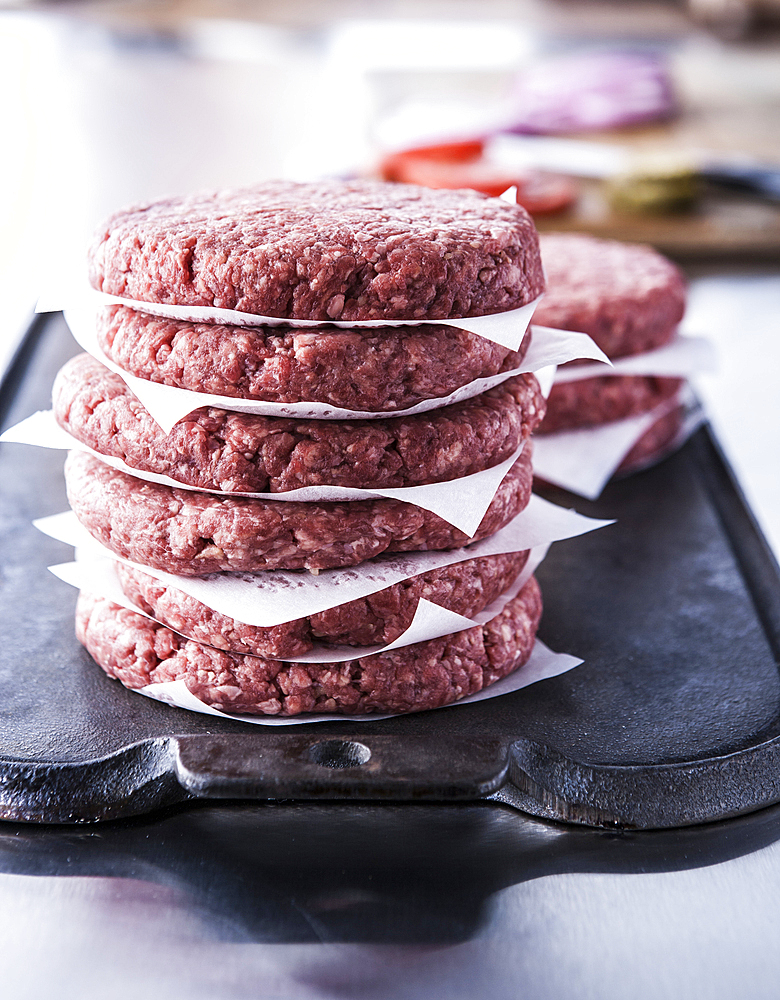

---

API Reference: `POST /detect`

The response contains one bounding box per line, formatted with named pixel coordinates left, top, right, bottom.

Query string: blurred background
left=1, top=0, right=779, bottom=545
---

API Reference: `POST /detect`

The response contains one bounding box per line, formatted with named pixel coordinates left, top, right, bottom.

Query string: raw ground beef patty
left=54, top=353, right=545, bottom=493
left=618, top=403, right=685, bottom=473
left=533, top=396, right=685, bottom=492
left=533, top=233, right=686, bottom=359
left=65, top=446, right=534, bottom=574
left=95, top=305, right=531, bottom=411
left=75, top=576, right=542, bottom=715
left=115, top=549, right=529, bottom=658
left=538, top=374, right=682, bottom=434
left=88, top=180, right=545, bottom=321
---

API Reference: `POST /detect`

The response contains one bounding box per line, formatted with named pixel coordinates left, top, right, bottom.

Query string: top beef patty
left=87, top=180, right=545, bottom=321
left=533, top=233, right=686, bottom=358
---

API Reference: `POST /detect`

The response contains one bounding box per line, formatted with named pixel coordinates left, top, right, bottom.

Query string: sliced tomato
left=380, top=140, right=486, bottom=181
left=513, top=173, right=578, bottom=215
left=378, top=144, right=577, bottom=214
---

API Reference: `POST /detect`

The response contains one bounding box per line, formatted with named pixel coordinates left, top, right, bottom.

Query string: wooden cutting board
left=533, top=113, right=780, bottom=261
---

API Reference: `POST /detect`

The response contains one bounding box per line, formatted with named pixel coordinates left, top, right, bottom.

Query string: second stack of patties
left=534, top=232, right=688, bottom=472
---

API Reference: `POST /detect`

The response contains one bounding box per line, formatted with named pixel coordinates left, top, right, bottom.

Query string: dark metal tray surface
left=1, top=312, right=779, bottom=829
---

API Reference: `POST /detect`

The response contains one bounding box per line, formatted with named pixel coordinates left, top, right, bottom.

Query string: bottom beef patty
left=76, top=577, right=543, bottom=716
left=617, top=403, right=685, bottom=474
left=115, top=549, right=529, bottom=659
left=65, top=447, right=534, bottom=574
left=538, top=374, right=683, bottom=434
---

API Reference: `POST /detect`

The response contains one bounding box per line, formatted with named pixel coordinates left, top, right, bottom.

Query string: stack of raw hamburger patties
left=56, top=180, right=551, bottom=717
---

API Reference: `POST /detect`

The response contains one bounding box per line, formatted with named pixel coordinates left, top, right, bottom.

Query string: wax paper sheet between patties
left=114, top=550, right=529, bottom=658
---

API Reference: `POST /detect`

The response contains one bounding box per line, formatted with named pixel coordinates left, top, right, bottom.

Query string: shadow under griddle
left=1, top=797, right=780, bottom=944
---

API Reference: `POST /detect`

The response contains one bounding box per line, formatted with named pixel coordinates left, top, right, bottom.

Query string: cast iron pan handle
left=173, top=733, right=510, bottom=802
left=496, top=735, right=780, bottom=829
left=6, top=730, right=780, bottom=826
left=174, top=730, right=780, bottom=830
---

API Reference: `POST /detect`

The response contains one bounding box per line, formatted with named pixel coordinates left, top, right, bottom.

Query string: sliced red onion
left=506, top=50, right=677, bottom=134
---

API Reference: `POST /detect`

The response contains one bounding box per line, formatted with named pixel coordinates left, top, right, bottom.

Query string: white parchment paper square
left=61, top=302, right=609, bottom=431
left=36, top=495, right=613, bottom=628
left=135, top=637, right=582, bottom=725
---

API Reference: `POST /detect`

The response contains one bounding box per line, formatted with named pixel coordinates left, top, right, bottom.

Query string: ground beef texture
left=534, top=233, right=685, bottom=358
left=96, top=305, right=531, bottom=411
left=76, top=577, right=543, bottom=715
left=54, top=353, right=544, bottom=493
left=88, top=180, right=545, bottom=321
left=115, top=549, right=529, bottom=658
left=65, top=447, right=534, bottom=574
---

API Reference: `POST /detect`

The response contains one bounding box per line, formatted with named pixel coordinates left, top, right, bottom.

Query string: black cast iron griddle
left=1, top=312, right=779, bottom=830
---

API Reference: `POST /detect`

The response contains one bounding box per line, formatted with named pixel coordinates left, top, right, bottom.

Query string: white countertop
left=686, top=272, right=780, bottom=560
